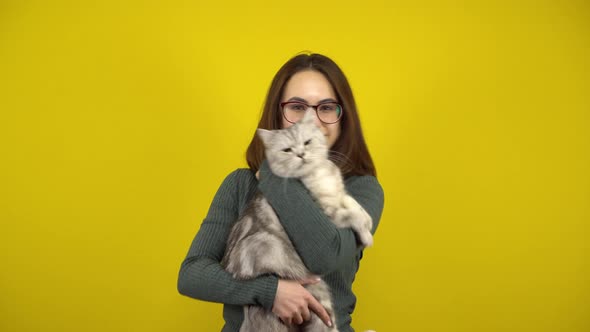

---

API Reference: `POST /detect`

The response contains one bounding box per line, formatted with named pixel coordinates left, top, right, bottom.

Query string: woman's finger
left=307, top=295, right=332, bottom=327
left=292, top=312, right=303, bottom=325
left=282, top=317, right=292, bottom=326
left=299, top=276, right=321, bottom=286
left=301, top=306, right=311, bottom=322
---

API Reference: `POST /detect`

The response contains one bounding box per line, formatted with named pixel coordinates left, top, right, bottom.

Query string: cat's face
left=257, top=112, right=328, bottom=178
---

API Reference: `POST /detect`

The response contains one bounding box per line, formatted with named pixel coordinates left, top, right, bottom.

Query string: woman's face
left=280, top=70, right=341, bottom=148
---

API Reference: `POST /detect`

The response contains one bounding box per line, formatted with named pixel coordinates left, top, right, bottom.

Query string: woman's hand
left=272, top=277, right=332, bottom=327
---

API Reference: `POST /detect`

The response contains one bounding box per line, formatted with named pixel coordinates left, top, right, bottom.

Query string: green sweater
left=178, top=161, right=384, bottom=331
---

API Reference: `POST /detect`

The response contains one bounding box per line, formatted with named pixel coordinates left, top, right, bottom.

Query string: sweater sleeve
left=257, top=161, right=384, bottom=275
left=177, top=170, right=278, bottom=310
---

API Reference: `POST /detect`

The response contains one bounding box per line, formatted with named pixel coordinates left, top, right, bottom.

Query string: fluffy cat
left=221, top=111, right=373, bottom=332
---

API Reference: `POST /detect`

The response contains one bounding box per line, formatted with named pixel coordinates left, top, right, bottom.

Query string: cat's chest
left=305, top=166, right=343, bottom=193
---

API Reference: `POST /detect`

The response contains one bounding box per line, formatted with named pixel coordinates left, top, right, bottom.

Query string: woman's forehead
left=282, top=70, right=336, bottom=102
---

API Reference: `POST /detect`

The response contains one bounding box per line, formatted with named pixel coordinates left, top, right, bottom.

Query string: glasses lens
left=281, top=102, right=343, bottom=124
left=317, top=103, right=342, bottom=123
left=282, top=102, right=307, bottom=123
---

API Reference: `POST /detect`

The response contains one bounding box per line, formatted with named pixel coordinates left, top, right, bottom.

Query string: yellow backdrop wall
left=1, top=1, right=588, bottom=331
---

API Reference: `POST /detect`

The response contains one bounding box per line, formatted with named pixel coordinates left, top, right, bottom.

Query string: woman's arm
left=257, top=161, right=385, bottom=276
left=177, top=170, right=278, bottom=309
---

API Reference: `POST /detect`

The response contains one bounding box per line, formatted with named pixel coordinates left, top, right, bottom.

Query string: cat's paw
left=341, top=196, right=373, bottom=227
left=333, top=205, right=372, bottom=228
left=357, top=228, right=373, bottom=248
left=352, top=209, right=373, bottom=247
left=358, top=208, right=373, bottom=231
left=332, top=209, right=348, bottom=227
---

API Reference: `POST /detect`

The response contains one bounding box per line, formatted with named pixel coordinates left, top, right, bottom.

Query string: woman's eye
left=282, top=148, right=292, bottom=152
left=288, top=103, right=306, bottom=111
left=304, top=140, right=311, bottom=145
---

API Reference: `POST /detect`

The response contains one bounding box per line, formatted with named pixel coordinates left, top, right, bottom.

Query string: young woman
left=178, top=53, right=384, bottom=332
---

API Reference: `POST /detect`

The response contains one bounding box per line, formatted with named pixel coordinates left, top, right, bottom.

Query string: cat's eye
left=304, top=140, right=311, bottom=145
left=282, top=148, right=292, bottom=153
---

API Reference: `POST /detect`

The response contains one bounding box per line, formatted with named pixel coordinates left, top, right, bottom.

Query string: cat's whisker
left=329, top=150, right=352, bottom=162
left=328, top=155, right=350, bottom=165
left=329, top=150, right=353, bottom=171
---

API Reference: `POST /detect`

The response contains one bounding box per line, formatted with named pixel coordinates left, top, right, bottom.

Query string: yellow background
left=1, top=1, right=588, bottom=331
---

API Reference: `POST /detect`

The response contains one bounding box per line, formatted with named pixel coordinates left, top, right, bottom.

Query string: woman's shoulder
left=226, top=168, right=256, bottom=182
left=220, top=168, right=258, bottom=193
left=223, top=168, right=258, bottom=210
left=344, top=174, right=380, bottom=185
left=344, top=174, right=384, bottom=195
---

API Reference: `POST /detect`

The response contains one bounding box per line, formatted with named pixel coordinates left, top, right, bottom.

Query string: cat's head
left=257, top=111, right=328, bottom=178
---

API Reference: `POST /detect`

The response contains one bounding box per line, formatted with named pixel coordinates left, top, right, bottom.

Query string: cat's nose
left=297, top=153, right=305, bottom=158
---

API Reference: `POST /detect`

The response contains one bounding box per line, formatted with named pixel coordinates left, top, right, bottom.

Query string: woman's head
left=246, top=53, right=376, bottom=177
left=280, top=70, right=341, bottom=148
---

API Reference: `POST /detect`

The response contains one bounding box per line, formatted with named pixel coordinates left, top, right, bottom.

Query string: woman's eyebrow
left=318, top=98, right=338, bottom=104
left=287, top=96, right=308, bottom=103
left=286, top=97, right=338, bottom=104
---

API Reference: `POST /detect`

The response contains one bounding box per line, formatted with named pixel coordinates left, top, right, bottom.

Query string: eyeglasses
left=280, top=101, right=343, bottom=124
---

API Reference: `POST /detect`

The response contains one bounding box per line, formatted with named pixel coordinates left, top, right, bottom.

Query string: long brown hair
left=246, top=53, right=376, bottom=178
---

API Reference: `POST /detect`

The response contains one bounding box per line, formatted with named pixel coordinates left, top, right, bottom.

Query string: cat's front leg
left=333, top=201, right=373, bottom=247
left=341, top=195, right=373, bottom=231
left=350, top=213, right=373, bottom=248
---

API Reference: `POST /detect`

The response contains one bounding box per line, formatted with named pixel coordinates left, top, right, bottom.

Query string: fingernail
left=328, top=320, right=332, bottom=327
left=315, top=277, right=321, bottom=282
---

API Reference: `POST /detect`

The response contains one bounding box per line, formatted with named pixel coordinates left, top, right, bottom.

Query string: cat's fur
left=221, top=111, right=373, bottom=332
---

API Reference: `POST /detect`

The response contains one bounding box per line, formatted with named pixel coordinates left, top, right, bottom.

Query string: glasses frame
left=279, top=101, right=343, bottom=124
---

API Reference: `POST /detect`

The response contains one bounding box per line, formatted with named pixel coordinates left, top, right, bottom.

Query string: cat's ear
left=257, top=129, right=274, bottom=145
left=301, top=110, right=316, bottom=125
